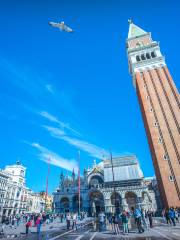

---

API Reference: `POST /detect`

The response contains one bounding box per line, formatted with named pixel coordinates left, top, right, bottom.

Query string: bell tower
left=126, top=20, right=180, bottom=208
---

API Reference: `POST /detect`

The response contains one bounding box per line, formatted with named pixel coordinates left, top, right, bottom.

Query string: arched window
left=20, top=170, right=24, bottom=177
left=136, top=42, right=141, bottom=47
left=146, top=53, right=151, bottom=59
left=169, top=176, right=174, bottom=182
left=141, top=54, right=146, bottom=60
left=60, top=197, right=70, bottom=209
left=151, top=51, right=156, bottom=58
left=89, top=175, right=103, bottom=188
left=136, top=55, right=141, bottom=62
left=16, top=191, right=20, bottom=198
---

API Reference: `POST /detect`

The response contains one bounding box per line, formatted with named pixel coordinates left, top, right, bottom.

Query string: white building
left=2, top=161, right=28, bottom=216
left=0, top=170, right=9, bottom=220
left=1, top=161, right=45, bottom=217
left=26, top=190, right=45, bottom=213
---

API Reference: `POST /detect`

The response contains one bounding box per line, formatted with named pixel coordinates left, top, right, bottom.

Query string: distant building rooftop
left=104, top=155, right=138, bottom=167
left=103, top=155, right=144, bottom=182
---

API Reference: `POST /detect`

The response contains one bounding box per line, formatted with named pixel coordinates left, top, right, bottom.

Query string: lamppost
left=110, top=151, right=117, bottom=214
left=45, top=157, right=51, bottom=213
left=78, top=151, right=81, bottom=216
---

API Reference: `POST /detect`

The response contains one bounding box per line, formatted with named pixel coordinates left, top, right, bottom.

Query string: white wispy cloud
left=40, top=111, right=60, bottom=124
left=42, top=125, right=109, bottom=159
left=30, top=142, right=78, bottom=173
left=61, top=135, right=109, bottom=159
left=42, top=125, right=66, bottom=137
left=45, top=84, right=54, bottom=94
left=39, top=111, right=81, bottom=137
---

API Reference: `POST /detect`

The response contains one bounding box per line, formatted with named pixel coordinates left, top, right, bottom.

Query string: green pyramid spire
left=128, top=21, right=147, bottom=38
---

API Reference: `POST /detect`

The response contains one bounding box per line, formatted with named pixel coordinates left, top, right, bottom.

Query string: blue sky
left=0, top=0, right=179, bottom=193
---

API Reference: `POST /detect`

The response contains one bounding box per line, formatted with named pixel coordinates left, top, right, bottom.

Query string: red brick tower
left=126, top=20, right=180, bottom=208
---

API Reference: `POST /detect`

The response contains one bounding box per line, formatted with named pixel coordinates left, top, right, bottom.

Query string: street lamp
left=110, top=151, right=117, bottom=214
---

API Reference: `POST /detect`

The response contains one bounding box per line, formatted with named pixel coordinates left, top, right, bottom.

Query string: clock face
left=20, top=170, right=24, bottom=177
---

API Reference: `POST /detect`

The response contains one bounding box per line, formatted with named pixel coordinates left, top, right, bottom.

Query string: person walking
left=175, top=208, right=179, bottom=223
left=141, top=209, right=148, bottom=229
left=121, top=210, right=129, bottom=235
left=72, top=212, right=78, bottom=230
left=165, top=209, right=171, bottom=225
left=35, top=215, right=42, bottom=236
left=46, top=214, right=50, bottom=225
left=162, top=209, right=166, bottom=222
left=108, top=214, right=113, bottom=231
left=98, top=210, right=105, bottom=232
left=66, top=213, right=71, bottom=230
left=169, top=208, right=176, bottom=226
left=16, top=215, right=20, bottom=226
left=112, top=213, right=120, bottom=235
left=147, top=209, right=153, bottom=228
left=11, top=216, right=16, bottom=228
left=131, top=207, right=144, bottom=233
left=25, top=220, right=31, bottom=235
left=60, top=213, right=63, bottom=223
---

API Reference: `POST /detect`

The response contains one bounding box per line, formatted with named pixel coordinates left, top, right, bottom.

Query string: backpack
left=134, top=209, right=141, bottom=218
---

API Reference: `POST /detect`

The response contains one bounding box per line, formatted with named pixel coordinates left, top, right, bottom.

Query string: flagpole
left=45, top=156, right=51, bottom=212
left=110, top=150, right=117, bottom=213
left=78, top=151, right=81, bottom=216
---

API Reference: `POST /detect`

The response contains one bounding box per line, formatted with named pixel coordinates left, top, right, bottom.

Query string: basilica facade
left=53, top=155, right=160, bottom=215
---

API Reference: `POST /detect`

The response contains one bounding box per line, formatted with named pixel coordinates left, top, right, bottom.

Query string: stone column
left=121, top=198, right=128, bottom=211
left=120, top=192, right=127, bottom=211
left=69, top=199, right=73, bottom=212
left=104, top=192, right=112, bottom=213
left=136, top=193, right=143, bottom=209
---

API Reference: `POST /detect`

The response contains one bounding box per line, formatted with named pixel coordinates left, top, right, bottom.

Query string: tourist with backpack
left=131, top=207, right=144, bottom=233
left=169, top=207, right=176, bottom=226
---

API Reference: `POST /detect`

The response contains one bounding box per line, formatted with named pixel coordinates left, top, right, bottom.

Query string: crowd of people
left=1, top=207, right=180, bottom=237
left=0, top=211, right=88, bottom=236
left=0, top=213, right=58, bottom=236
left=163, top=207, right=180, bottom=226
left=97, top=206, right=180, bottom=235
left=25, top=212, right=88, bottom=235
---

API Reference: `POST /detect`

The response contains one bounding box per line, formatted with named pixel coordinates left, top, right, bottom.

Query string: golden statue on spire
left=128, top=18, right=133, bottom=24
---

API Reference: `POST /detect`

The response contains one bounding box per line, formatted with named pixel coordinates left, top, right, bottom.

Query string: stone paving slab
left=0, top=218, right=93, bottom=239
left=1, top=219, right=180, bottom=240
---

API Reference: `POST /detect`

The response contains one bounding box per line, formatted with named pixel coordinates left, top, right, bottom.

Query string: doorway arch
left=111, top=192, right=122, bottom=213
left=89, top=190, right=104, bottom=216
left=72, top=194, right=83, bottom=211
left=60, top=197, right=70, bottom=212
left=125, top=192, right=137, bottom=210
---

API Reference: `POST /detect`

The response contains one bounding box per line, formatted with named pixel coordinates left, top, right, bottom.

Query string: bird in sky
left=49, top=20, right=74, bottom=33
